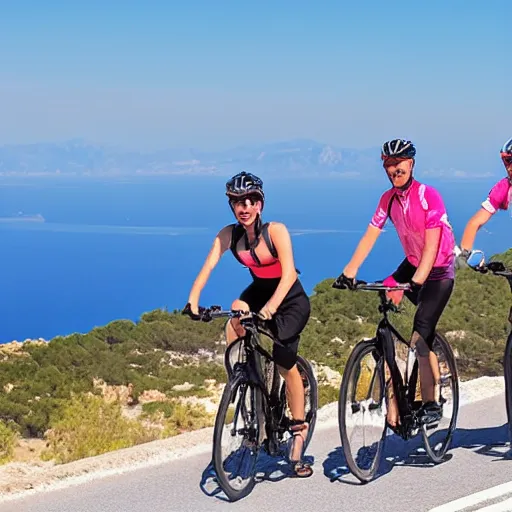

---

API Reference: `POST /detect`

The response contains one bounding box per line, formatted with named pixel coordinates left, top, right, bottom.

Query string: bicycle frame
left=336, top=282, right=423, bottom=439
left=221, top=315, right=286, bottom=451
left=376, top=299, right=420, bottom=438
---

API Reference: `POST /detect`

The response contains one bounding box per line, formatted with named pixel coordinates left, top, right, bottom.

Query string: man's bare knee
left=411, top=331, right=430, bottom=357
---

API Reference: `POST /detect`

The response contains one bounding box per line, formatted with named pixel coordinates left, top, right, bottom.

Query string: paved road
left=2, top=394, right=512, bottom=512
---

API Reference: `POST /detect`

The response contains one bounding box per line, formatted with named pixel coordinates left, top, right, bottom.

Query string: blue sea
left=1, top=174, right=510, bottom=343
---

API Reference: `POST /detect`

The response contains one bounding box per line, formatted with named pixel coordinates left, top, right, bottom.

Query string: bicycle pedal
left=351, top=402, right=361, bottom=414
left=419, top=412, right=442, bottom=426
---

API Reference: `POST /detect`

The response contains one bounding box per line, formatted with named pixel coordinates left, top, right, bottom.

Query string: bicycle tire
left=212, top=379, right=262, bottom=502
left=421, top=332, right=459, bottom=463
left=503, top=331, right=512, bottom=443
left=338, top=338, right=387, bottom=483
left=298, top=355, right=318, bottom=448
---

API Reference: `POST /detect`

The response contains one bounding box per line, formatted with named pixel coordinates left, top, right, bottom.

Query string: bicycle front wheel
left=338, top=339, right=387, bottom=483
left=212, top=379, right=263, bottom=502
left=420, top=333, right=459, bottom=463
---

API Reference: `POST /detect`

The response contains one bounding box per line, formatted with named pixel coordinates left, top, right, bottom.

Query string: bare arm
left=343, top=225, right=382, bottom=278
left=187, top=225, right=232, bottom=313
left=412, top=227, right=441, bottom=285
left=264, top=223, right=298, bottom=313
left=460, top=208, right=493, bottom=252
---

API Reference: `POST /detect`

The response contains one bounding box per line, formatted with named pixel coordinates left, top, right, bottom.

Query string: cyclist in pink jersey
left=458, top=137, right=512, bottom=258
left=334, top=139, right=456, bottom=428
left=183, top=171, right=312, bottom=477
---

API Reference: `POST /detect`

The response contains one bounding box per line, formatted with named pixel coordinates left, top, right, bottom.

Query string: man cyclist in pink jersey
left=182, top=171, right=313, bottom=477
left=334, top=139, right=456, bottom=428
left=458, top=137, right=512, bottom=258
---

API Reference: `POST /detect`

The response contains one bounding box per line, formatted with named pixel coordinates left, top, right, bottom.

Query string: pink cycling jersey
left=481, top=178, right=512, bottom=214
left=237, top=250, right=282, bottom=279
left=370, top=179, right=455, bottom=276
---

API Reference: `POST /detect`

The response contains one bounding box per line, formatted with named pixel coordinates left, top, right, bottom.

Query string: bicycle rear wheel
left=420, top=333, right=459, bottom=463
left=503, top=332, right=512, bottom=443
left=338, top=339, right=387, bottom=483
left=212, top=379, right=263, bottom=502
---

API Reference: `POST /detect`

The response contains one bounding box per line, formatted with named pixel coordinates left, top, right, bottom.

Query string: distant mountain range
left=0, top=139, right=497, bottom=179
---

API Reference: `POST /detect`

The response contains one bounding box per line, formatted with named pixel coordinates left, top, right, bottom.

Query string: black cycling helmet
left=381, top=139, right=416, bottom=160
left=225, top=171, right=265, bottom=204
left=501, top=137, right=512, bottom=156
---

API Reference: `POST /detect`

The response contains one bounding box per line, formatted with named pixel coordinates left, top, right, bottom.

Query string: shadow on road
left=199, top=447, right=315, bottom=502
left=323, top=423, right=511, bottom=485
left=452, top=423, right=512, bottom=461
left=323, top=429, right=440, bottom=485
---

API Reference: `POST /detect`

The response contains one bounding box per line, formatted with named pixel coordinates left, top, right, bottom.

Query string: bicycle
left=192, top=305, right=318, bottom=502
left=332, top=278, right=459, bottom=483
left=464, top=249, right=512, bottom=443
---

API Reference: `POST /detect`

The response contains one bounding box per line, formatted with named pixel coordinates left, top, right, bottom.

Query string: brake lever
left=332, top=278, right=348, bottom=290
left=200, top=308, right=213, bottom=322
left=487, top=261, right=506, bottom=273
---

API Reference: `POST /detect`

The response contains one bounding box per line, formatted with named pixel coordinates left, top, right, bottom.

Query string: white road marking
left=429, top=481, right=512, bottom=512
left=477, top=497, right=512, bottom=511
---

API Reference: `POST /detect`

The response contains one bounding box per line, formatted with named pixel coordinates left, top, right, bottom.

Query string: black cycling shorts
left=238, top=278, right=310, bottom=370
left=392, top=258, right=454, bottom=349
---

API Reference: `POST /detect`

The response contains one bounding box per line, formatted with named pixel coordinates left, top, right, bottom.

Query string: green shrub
left=318, top=385, right=339, bottom=408
left=0, top=421, right=19, bottom=464
left=142, top=400, right=214, bottom=437
left=42, top=395, right=159, bottom=464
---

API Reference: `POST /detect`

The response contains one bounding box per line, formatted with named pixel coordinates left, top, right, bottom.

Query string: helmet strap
left=396, top=173, right=414, bottom=191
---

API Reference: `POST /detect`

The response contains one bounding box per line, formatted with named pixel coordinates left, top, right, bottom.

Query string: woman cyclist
left=334, top=139, right=456, bottom=428
left=182, top=171, right=313, bottom=477
left=458, top=137, right=512, bottom=257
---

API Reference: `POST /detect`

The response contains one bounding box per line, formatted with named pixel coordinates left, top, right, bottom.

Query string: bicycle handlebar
left=354, top=281, right=412, bottom=292
left=463, top=249, right=512, bottom=279
left=473, top=262, right=512, bottom=278
left=182, top=303, right=258, bottom=323
left=332, top=277, right=412, bottom=292
left=205, top=306, right=258, bottom=321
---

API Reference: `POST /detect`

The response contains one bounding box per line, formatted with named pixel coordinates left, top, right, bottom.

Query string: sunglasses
left=502, top=154, right=512, bottom=166
left=382, top=156, right=410, bottom=166
left=229, top=195, right=262, bottom=207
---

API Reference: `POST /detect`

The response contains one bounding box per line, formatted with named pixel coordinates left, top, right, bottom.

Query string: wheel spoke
left=339, top=339, right=387, bottom=483
left=421, top=334, right=459, bottom=463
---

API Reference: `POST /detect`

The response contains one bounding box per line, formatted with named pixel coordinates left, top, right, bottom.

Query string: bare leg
left=225, top=299, right=250, bottom=345
left=411, top=332, right=436, bottom=403
left=430, top=350, right=441, bottom=398
left=279, top=365, right=305, bottom=429
left=385, top=366, right=400, bottom=427
left=418, top=356, right=435, bottom=402
left=278, top=364, right=312, bottom=477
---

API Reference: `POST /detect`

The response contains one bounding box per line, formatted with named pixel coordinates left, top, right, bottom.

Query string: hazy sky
left=0, top=0, right=509, bottom=155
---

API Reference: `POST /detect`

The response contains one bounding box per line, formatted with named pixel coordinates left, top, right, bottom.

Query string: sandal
left=288, top=419, right=313, bottom=478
